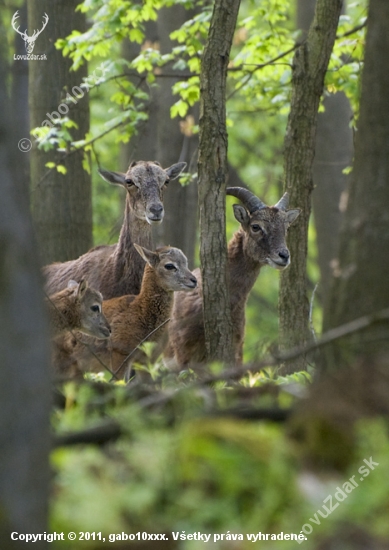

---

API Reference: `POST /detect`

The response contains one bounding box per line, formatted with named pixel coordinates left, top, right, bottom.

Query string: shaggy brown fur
left=55, top=246, right=197, bottom=379
left=46, top=280, right=111, bottom=338
left=43, top=160, right=186, bottom=299
left=164, top=190, right=300, bottom=368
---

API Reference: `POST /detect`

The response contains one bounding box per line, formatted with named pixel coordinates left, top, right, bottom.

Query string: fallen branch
left=52, top=308, right=389, bottom=446
left=135, top=307, right=389, bottom=409
left=202, top=307, right=389, bottom=384
left=53, top=420, right=121, bottom=448
left=209, top=406, right=290, bottom=422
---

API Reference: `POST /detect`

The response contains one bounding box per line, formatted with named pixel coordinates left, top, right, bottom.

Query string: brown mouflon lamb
left=56, top=245, right=197, bottom=379
left=46, top=279, right=111, bottom=338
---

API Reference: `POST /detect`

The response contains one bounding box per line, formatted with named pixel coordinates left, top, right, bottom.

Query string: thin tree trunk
left=297, top=0, right=353, bottom=304
left=198, top=0, right=241, bottom=364
left=119, top=21, right=159, bottom=171
left=313, top=92, right=352, bottom=302
left=29, top=0, right=92, bottom=264
left=10, top=1, right=30, bottom=193
left=278, top=0, right=342, bottom=373
left=119, top=24, right=159, bottom=258
left=0, top=49, right=50, bottom=549
left=119, top=12, right=199, bottom=268
left=322, top=0, right=389, bottom=368
left=154, top=6, right=198, bottom=269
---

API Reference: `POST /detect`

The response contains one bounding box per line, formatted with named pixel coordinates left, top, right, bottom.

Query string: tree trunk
left=297, top=0, right=353, bottom=304
left=119, top=12, right=199, bottom=268
left=152, top=6, right=198, bottom=268
left=29, top=0, right=92, bottom=264
left=10, top=1, right=30, bottom=193
left=198, top=0, right=241, bottom=364
left=119, top=21, right=159, bottom=171
left=313, top=92, right=352, bottom=302
left=322, top=0, right=389, bottom=368
left=278, top=0, right=342, bottom=373
left=0, top=49, right=50, bottom=549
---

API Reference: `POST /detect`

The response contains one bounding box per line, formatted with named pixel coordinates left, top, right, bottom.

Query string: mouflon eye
left=90, top=305, right=101, bottom=313
left=164, top=263, right=176, bottom=270
left=251, top=224, right=263, bottom=233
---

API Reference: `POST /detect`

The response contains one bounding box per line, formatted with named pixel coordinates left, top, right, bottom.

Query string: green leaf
left=56, top=165, right=67, bottom=175
left=171, top=100, right=188, bottom=118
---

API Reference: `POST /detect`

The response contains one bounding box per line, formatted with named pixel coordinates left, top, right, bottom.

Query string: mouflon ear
left=285, top=208, right=301, bottom=225
left=98, top=168, right=127, bottom=186
left=77, top=279, right=88, bottom=299
left=134, top=244, right=159, bottom=268
left=233, top=204, right=250, bottom=227
left=164, top=162, right=187, bottom=181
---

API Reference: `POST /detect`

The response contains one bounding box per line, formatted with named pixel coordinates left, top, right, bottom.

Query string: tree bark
left=312, top=92, right=352, bottom=302
left=297, top=0, right=353, bottom=304
left=154, top=6, right=198, bottom=269
left=0, top=48, right=50, bottom=549
left=10, top=1, right=30, bottom=193
left=198, top=0, right=241, bottom=364
left=119, top=21, right=159, bottom=170
left=322, top=0, right=389, bottom=367
left=29, top=0, right=92, bottom=264
left=119, top=12, right=199, bottom=268
left=278, top=0, right=342, bottom=373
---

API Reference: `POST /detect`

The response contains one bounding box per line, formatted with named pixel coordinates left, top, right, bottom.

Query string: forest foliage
left=6, top=0, right=388, bottom=547
left=25, top=0, right=366, bottom=357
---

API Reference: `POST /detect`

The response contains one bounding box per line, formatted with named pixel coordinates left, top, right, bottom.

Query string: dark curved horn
left=274, top=192, right=289, bottom=211
left=226, top=187, right=266, bottom=213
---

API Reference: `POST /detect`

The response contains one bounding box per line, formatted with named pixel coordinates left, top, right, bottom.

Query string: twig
left=52, top=308, right=388, bottom=446
left=134, top=307, right=389, bottom=410
left=336, top=20, right=367, bottom=40
left=110, top=318, right=171, bottom=381
left=226, top=20, right=367, bottom=101
left=30, top=116, right=134, bottom=193
left=103, top=71, right=197, bottom=83
left=202, top=307, right=389, bottom=385
left=309, top=283, right=319, bottom=343
left=31, top=75, right=148, bottom=193
left=227, top=44, right=298, bottom=101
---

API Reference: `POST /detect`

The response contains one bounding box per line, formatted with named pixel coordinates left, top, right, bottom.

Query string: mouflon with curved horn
left=164, top=187, right=301, bottom=368
left=226, top=187, right=266, bottom=213
left=274, top=192, right=289, bottom=211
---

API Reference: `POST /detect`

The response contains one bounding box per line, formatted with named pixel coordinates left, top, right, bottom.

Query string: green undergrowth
left=50, top=360, right=389, bottom=549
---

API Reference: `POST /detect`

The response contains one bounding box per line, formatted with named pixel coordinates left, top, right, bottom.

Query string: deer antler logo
left=12, top=11, right=49, bottom=54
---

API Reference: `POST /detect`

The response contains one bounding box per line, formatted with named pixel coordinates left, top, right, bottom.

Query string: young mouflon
left=56, top=245, right=197, bottom=379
